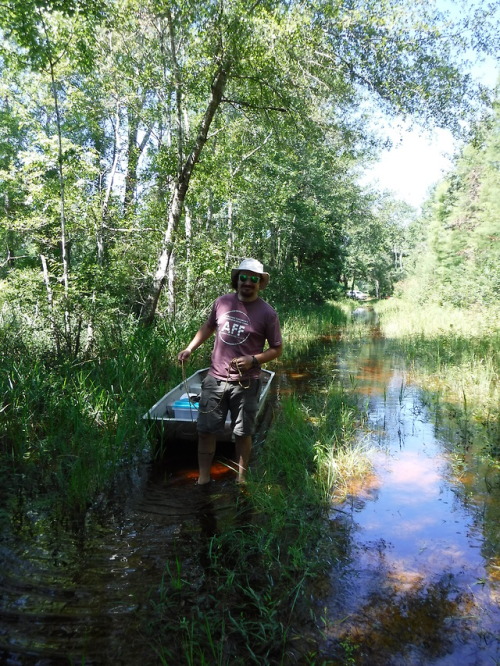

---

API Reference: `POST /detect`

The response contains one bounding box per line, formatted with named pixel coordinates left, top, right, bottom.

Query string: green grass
left=376, top=299, right=499, bottom=423
left=375, top=297, right=500, bottom=478
left=0, top=317, right=195, bottom=517
left=0, top=300, right=358, bottom=516
left=148, top=384, right=370, bottom=665
left=0, top=299, right=372, bottom=662
left=280, top=301, right=350, bottom=358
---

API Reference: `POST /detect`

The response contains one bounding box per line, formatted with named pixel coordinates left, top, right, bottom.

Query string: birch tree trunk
left=123, top=107, right=153, bottom=215
left=226, top=198, right=234, bottom=263
left=167, top=252, right=175, bottom=317
left=40, top=254, right=60, bottom=356
left=47, top=56, right=71, bottom=347
left=185, top=204, right=192, bottom=302
left=140, top=62, right=230, bottom=324
left=38, top=19, right=80, bottom=357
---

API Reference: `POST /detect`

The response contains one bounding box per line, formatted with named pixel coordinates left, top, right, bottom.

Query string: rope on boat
left=180, top=358, right=250, bottom=422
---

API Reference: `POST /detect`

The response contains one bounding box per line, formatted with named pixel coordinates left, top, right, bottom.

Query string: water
left=1, top=312, right=499, bottom=664
left=320, top=314, right=500, bottom=665
left=0, top=448, right=245, bottom=665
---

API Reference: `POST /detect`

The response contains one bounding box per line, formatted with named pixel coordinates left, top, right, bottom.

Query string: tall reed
left=0, top=315, right=201, bottom=516
left=280, top=302, right=350, bottom=357
left=375, top=298, right=500, bottom=457
left=149, top=378, right=370, bottom=665
left=0, top=300, right=354, bottom=519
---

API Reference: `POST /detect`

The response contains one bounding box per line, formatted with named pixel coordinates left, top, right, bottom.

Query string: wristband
left=251, top=355, right=260, bottom=368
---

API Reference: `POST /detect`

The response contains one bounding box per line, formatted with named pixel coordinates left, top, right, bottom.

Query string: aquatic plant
left=0, top=300, right=371, bottom=662
left=0, top=297, right=352, bottom=518
left=280, top=302, right=349, bottom=358
left=0, top=316, right=195, bottom=517
left=148, top=378, right=370, bottom=665
left=375, top=297, right=500, bottom=489
left=376, top=299, right=499, bottom=419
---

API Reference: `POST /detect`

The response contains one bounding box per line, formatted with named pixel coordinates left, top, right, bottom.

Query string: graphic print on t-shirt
left=218, top=309, right=251, bottom=346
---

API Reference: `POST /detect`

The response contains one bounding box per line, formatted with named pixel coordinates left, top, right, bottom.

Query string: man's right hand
left=178, top=348, right=192, bottom=362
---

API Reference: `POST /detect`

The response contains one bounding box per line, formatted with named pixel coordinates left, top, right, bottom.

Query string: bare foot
left=196, top=477, right=212, bottom=486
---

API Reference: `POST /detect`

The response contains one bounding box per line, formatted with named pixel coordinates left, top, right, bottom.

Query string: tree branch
left=221, top=97, right=288, bottom=113
left=0, top=255, right=32, bottom=267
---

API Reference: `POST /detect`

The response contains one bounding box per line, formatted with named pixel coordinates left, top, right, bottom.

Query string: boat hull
left=143, top=367, right=275, bottom=444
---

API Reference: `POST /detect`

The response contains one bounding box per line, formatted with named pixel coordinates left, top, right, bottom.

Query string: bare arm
left=231, top=343, right=283, bottom=373
left=177, top=322, right=216, bottom=362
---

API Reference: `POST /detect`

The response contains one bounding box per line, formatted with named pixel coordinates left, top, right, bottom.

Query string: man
left=178, top=258, right=283, bottom=485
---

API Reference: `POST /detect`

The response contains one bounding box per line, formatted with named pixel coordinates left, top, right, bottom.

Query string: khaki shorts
left=197, top=374, right=262, bottom=436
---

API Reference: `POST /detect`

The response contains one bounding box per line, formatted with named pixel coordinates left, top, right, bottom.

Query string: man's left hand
left=232, top=356, right=252, bottom=372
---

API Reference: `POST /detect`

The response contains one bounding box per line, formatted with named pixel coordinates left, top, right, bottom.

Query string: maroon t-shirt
left=207, top=293, right=282, bottom=380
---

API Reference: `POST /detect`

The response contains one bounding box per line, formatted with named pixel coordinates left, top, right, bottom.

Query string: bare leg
left=234, top=435, right=252, bottom=483
left=198, top=432, right=216, bottom=484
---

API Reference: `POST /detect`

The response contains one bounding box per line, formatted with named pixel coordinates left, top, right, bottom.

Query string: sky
left=358, top=7, right=499, bottom=212
left=359, top=124, right=456, bottom=210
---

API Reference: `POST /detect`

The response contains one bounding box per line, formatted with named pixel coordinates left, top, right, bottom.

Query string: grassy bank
left=375, top=298, right=500, bottom=460
left=0, top=301, right=353, bottom=516
left=279, top=301, right=350, bottom=357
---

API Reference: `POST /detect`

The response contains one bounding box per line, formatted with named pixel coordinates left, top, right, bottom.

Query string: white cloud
left=357, top=1, right=499, bottom=211
left=359, top=126, right=456, bottom=209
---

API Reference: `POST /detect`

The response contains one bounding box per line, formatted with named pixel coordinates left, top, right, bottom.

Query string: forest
left=0, top=0, right=498, bottom=328
left=1, top=0, right=499, bottom=507
left=1, top=1, right=499, bottom=662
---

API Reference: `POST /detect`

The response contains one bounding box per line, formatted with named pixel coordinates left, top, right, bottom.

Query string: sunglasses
left=239, top=273, right=261, bottom=284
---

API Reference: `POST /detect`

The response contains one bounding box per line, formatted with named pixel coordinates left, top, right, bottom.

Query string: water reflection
left=2, top=309, right=499, bottom=664
left=321, top=317, right=500, bottom=665
left=0, top=445, right=249, bottom=664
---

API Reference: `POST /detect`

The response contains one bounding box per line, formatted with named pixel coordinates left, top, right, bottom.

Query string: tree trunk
left=140, top=61, right=231, bottom=324
left=45, top=44, right=73, bottom=355
left=123, top=109, right=153, bottom=214
left=226, top=198, right=234, bottom=263
left=40, top=254, right=60, bottom=356
left=185, top=204, right=192, bottom=301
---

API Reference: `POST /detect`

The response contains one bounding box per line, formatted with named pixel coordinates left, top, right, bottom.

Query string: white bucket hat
left=231, top=258, right=270, bottom=289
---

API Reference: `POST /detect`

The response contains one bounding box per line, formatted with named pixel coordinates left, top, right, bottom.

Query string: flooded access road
left=320, top=310, right=500, bottom=665
left=1, top=310, right=500, bottom=665
left=0, top=442, right=250, bottom=664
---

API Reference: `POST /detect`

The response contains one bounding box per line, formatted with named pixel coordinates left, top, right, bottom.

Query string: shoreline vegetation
left=1, top=301, right=358, bottom=518
left=145, top=296, right=500, bottom=664
left=375, top=297, right=500, bottom=502
left=376, top=298, right=499, bottom=452
left=1, top=298, right=499, bottom=662
left=1, top=301, right=372, bottom=663
left=147, top=302, right=373, bottom=665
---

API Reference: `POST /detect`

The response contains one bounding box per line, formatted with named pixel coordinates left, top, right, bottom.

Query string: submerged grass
left=148, top=381, right=369, bottom=665
left=375, top=298, right=500, bottom=465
